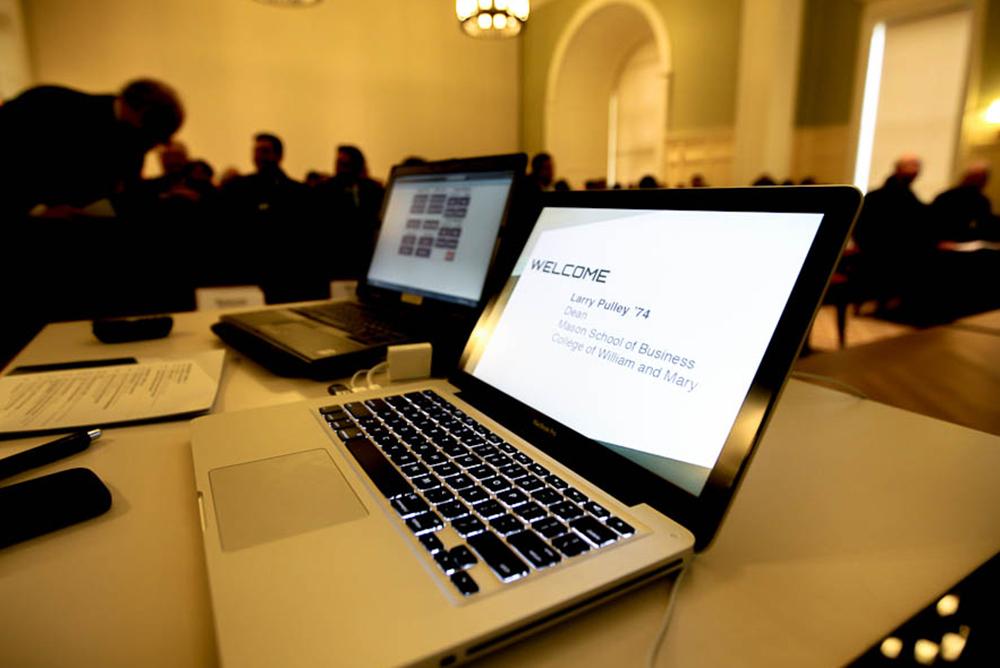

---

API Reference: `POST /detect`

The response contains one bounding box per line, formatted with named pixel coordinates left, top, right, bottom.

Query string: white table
left=2, top=310, right=999, bottom=667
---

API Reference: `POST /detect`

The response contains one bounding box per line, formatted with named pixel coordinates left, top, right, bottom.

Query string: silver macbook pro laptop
left=191, top=186, right=860, bottom=667
left=212, top=153, right=526, bottom=379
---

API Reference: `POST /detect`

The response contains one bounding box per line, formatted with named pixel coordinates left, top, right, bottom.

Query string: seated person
left=930, top=163, right=999, bottom=241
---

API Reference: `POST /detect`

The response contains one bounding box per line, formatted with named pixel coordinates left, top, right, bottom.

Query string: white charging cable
left=348, top=342, right=433, bottom=392
left=647, top=568, right=687, bottom=668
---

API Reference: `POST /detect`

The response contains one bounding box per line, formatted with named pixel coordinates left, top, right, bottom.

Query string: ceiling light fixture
left=456, top=0, right=530, bottom=38
left=253, top=0, right=323, bottom=8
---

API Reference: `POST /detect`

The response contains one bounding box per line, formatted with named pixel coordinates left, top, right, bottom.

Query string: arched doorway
left=545, top=0, right=671, bottom=189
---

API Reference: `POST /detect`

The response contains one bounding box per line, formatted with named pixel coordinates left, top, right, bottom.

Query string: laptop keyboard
left=295, top=302, right=407, bottom=345
left=320, top=390, right=636, bottom=598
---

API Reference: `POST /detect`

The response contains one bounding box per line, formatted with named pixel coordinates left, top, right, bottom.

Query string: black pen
left=0, top=429, right=102, bottom=481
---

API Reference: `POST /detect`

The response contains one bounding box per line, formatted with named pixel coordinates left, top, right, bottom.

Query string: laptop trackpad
left=209, top=449, right=368, bottom=551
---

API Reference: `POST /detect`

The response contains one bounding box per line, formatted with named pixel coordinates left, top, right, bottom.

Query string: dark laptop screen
left=365, top=170, right=516, bottom=307
left=462, top=205, right=823, bottom=497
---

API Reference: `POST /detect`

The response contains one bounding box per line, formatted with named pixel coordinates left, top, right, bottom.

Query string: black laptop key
left=515, top=475, right=545, bottom=492
left=433, top=462, right=460, bottom=478
left=605, top=517, right=636, bottom=537
left=508, top=530, right=562, bottom=568
left=551, top=501, right=585, bottom=521
left=419, top=533, right=444, bottom=554
left=490, top=514, right=524, bottom=536
left=329, top=417, right=353, bottom=429
left=583, top=501, right=610, bottom=518
left=454, top=454, right=480, bottom=468
left=452, top=515, right=487, bottom=538
left=552, top=533, right=590, bottom=557
left=527, top=463, right=549, bottom=477
left=446, top=474, right=474, bottom=490
left=513, top=453, right=532, bottom=465
left=319, top=405, right=346, bottom=416
left=438, top=501, right=470, bottom=520
left=442, top=443, right=469, bottom=457
left=434, top=550, right=458, bottom=575
left=468, top=465, right=495, bottom=481
left=400, top=463, right=429, bottom=478
left=421, top=451, right=448, bottom=467
left=482, top=477, right=511, bottom=494
left=534, top=517, right=568, bottom=539
left=496, top=439, right=516, bottom=451
left=564, top=488, right=588, bottom=504
left=450, top=570, right=479, bottom=596
left=337, top=427, right=363, bottom=441
left=532, top=488, right=563, bottom=506
left=412, top=474, right=440, bottom=491
left=472, top=499, right=505, bottom=519
left=468, top=531, right=530, bottom=582
left=389, top=451, right=417, bottom=467
left=484, top=453, right=512, bottom=468
left=458, top=486, right=489, bottom=505
left=391, top=493, right=430, bottom=518
left=344, top=402, right=372, bottom=419
left=471, top=444, right=498, bottom=458
left=421, top=389, right=445, bottom=403
left=344, top=437, right=411, bottom=499
left=497, top=489, right=528, bottom=507
left=406, top=511, right=443, bottom=535
left=499, top=464, right=528, bottom=480
left=411, top=441, right=436, bottom=455
left=545, top=474, right=569, bottom=489
left=449, top=545, right=478, bottom=569
left=514, top=501, right=547, bottom=523
left=570, top=516, right=618, bottom=547
left=364, top=398, right=393, bottom=415
left=424, top=487, right=454, bottom=505
left=385, top=395, right=410, bottom=408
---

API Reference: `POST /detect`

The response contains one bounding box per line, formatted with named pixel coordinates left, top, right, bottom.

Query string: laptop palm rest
left=209, top=449, right=367, bottom=551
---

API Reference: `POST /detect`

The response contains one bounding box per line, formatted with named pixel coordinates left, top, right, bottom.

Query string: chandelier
left=456, top=0, right=530, bottom=38
left=253, top=0, right=322, bottom=7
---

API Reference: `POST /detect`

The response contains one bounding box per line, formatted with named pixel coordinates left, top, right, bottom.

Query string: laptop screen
left=365, top=169, right=516, bottom=307
left=462, top=205, right=823, bottom=497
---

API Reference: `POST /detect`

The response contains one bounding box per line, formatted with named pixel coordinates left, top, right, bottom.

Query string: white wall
left=20, top=0, right=520, bottom=181
left=732, top=0, right=804, bottom=184
left=546, top=1, right=666, bottom=189
left=0, top=0, right=32, bottom=97
left=613, top=40, right=665, bottom=186
left=868, top=9, right=972, bottom=200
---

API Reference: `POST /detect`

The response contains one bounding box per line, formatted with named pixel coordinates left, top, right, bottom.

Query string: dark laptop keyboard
left=294, top=302, right=407, bottom=345
left=320, top=390, right=636, bottom=598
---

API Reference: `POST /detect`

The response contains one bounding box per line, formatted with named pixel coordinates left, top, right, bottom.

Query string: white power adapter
left=386, top=342, right=433, bottom=382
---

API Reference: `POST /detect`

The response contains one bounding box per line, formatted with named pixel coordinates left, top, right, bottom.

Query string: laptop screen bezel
left=450, top=186, right=861, bottom=551
left=356, top=153, right=527, bottom=309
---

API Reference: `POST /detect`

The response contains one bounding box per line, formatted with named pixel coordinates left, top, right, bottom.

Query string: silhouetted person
left=690, top=174, right=707, bottom=187
left=852, top=155, right=932, bottom=314
left=0, top=78, right=184, bottom=219
left=184, top=160, right=220, bottom=208
left=221, top=132, right=307, bottom=224
left=312, top=144, right=385, bottom=277
left=221, top=133, right=314, bottom=301
left=305, top=171, right=330, bottom=188
left=752, top=174, right=777, bottom=186
left=931, top=163, right=998, bottom=241
left=638, top=175, right=659, bottom=189
left=401, top=156, right=427, bottom=166
left=553, top=179, right=571, bottom=191
left=527, top=153, right=555, bottom=193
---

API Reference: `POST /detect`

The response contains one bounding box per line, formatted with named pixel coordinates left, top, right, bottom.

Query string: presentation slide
left=468, top=207, right=822, bottom=493
left=367, top=175, right=512, bottom=305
